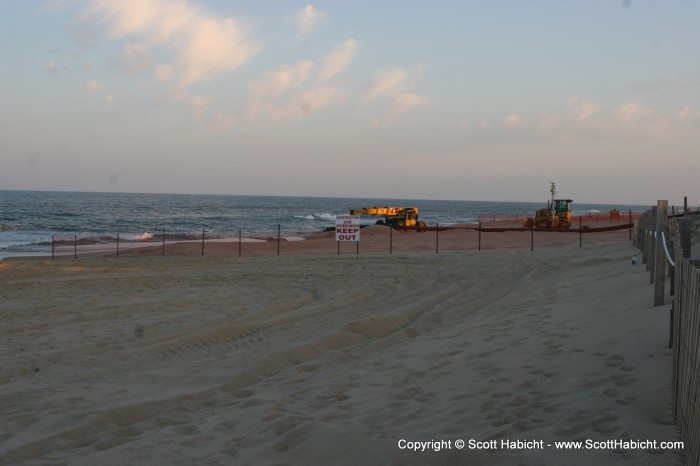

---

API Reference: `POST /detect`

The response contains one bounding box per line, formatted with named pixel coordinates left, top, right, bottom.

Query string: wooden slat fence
left=637, top=203, right=700, bottom=465
left=672, top=225, right=700, bottom=466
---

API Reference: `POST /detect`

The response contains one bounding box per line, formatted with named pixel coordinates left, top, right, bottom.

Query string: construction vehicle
left=523, top=183, right=573, bottom=229
left=349, top=206, right=427, bottom=230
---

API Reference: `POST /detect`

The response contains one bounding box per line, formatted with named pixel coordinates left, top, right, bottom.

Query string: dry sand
left=0, top=241, right=684, bottom=465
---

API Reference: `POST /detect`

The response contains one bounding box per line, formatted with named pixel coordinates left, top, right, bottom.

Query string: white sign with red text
left=335, top=215, right=361, bottom=241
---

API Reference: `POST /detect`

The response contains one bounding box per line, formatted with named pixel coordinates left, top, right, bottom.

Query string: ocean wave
left=130, top=232, right=154, bottom=241
left=295, top=213, right=337, bottom=221
left=2, top=239, right=52, bottom=247
left=0, top=237, right=52, bottom=251
left=0, top=223, right=20, bottom=231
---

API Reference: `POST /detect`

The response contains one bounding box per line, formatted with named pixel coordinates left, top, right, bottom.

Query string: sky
left=1, top=0, right=699, bottom=205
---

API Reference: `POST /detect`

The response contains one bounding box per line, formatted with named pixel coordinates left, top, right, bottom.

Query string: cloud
left=83, top=79, right=101, bottom=93
left=502, top=98, right=694, bottom=141
left=614, top=103, right=654, bottom=124
left=297, top=4, right=325, bottom=36
left=678, top=106, right=694, bottom=120
left=247, top=39, right=356, bottom=121
left=318, top=39, right=357, bottom=83
left=119, top=42, right=150, bottom=73
left=250, top=60, right=314, bottom=101
left=538, top=98, right=604, bottom=131
left=504, top=114, right=521, bottom=127
left=46, top=61, right=72, bottom=76
left=86, top=0, right=260, bottom=88
left=566, top=97, right=601, bottom=121
left=268, top=85, right=344, bottom=120
left=189, top=95, right=210, bottom=119
left=365, top=69, right=409, bottom=101
left=154, top=64, right=174, bottom=82
left=248, top=60, right=315, bottom=119
left=364, top=64, right=426, bottom=121
left=391, top=93, right=425, bottom=118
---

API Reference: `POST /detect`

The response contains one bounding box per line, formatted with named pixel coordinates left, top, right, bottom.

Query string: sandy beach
left=0, top=240, right=684, bottom=465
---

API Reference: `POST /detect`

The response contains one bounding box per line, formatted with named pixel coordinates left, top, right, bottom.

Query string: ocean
left=0, top=190, right=650, bottom=259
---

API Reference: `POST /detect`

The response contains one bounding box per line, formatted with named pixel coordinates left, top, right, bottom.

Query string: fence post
left=117, top=232, right=120, bottom=258
left=478, top=222, right=481, bottom=251
left=74, top=234, right=77, bottom=260
left=162, top=229, right=165, bottom=256
left=654, top=200, right=668, bottom=307
left=678, top=218, right=692, bottom=258
left=390, top=226, right=393, bottom=254
left=52, top=235, right=55, bottom=260
left=277, top=224, right=281, bottom=256
left=668, top=219, right=675, bottom=280
left=238, top=229, right=242, bottom=257
left=669, top=237, right=677, bottom=349
left=201, top=228, right=205, bottom=256
left=436, top=223, right=439, bottom=254
left=530, top=218, right=534, bottom=251
left=647, top=208, right=656, bottom=278
left=579, top=216, right=582, bottom=247
left=644, top=211, right=650, bottom=265
left=629, top=210, right=632, bottom=242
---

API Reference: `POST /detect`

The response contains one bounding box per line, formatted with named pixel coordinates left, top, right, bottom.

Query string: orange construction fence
left=50, top=212, right=642, bottom=259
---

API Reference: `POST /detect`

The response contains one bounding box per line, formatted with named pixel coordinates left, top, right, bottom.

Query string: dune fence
left=670, top=216, right=700, bottom=466
left=636, top=201, right=700, bottom=466
left=48, top=212, right=641, bottom=259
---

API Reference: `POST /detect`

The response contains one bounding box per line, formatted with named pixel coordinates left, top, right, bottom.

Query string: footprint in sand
left=605, top=354, right=625, bottom=367
left=520, top=379, right=537, bottom=389
left=613, top=376, right=635, bottom=387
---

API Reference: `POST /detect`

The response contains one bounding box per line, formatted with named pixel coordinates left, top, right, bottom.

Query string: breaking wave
left=130, top=233, right=154, bottom=241
left=295, top=213, right=337, bottom=221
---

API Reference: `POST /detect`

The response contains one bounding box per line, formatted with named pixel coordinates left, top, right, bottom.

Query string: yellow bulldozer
left=523, top=183, right=573, bottom=229
left=349, top=206, right=427, bottom=230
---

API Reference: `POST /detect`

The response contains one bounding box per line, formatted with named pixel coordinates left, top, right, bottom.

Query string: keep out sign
left=335, top=215, right=361, bottom=241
